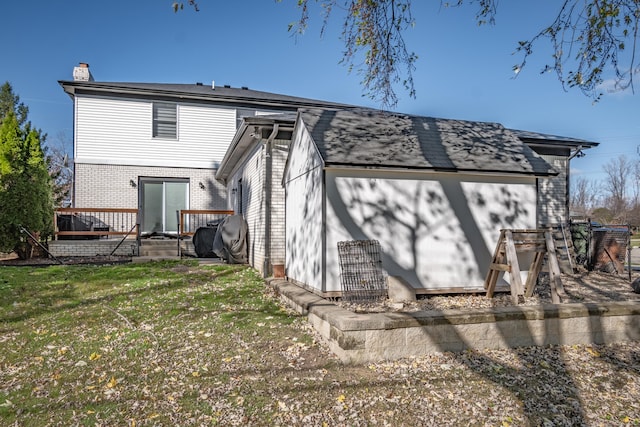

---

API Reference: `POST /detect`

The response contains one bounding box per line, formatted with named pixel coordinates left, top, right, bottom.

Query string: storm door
left=140, top=179, right=189, bottom=234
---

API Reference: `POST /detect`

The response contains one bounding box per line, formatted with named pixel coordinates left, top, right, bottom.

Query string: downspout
left=263, top=124, right=279, bottom=278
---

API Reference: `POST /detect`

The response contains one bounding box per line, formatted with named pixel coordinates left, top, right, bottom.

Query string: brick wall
left=74, top=163, right=227, bottom=209
left=269, top=142, right=289, bottom=267
left=49, top=240, right=138, bottom=257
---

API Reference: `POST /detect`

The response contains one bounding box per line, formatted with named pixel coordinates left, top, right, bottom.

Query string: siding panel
left=537, top=155, right=567, bottom=226
left=75, top=95, right=237, bottom=168
left=285, top=125, right=325, bottom=291
left=324, top=171, right=537, bottom=293
left=228, top=143, right=266, bottom=274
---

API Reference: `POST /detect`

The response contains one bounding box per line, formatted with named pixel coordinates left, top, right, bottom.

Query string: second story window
left=153, top=102, right=177, bottom=139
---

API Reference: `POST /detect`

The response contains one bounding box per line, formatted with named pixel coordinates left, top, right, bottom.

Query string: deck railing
left=178, top=210, right=235, bottom=236
left=54, top=208, right=139, bottom=239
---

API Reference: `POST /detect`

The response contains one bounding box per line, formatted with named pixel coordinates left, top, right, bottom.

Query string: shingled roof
left=59, top=81, right=352, bottom=110
left=297, top=108, right=557, bottom=176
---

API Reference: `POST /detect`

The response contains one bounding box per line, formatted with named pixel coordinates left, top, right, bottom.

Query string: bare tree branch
left=178, top=1, right=640, bottom=106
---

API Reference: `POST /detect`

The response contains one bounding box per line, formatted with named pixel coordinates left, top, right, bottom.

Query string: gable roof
left=510, top=129, right=599, bottom=149
left=59, top=81, right=353, bottom=111
left=216, top=113, right=297, bottom=183
left=297, top=108, right=557, bottom=176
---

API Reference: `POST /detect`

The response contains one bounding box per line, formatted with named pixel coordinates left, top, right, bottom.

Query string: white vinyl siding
left=228, top=143, right=266, bottom=272
left=74, top=95, right=237, bottom=169
left=537, top=155, right=567, bottom=226
left=323, top=171, right=537, bottom=294
left=284, top=125, right=325, bottom=291
left=152, top=102, right=177, bottom=139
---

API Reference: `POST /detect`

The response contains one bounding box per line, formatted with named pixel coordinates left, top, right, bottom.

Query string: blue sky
left=3, top=0, right=639, bottom=188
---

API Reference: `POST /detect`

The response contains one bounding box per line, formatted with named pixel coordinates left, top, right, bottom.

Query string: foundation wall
left=49, top=240, right=138, bottom=257
left=270, top=279, right=640, bottom=364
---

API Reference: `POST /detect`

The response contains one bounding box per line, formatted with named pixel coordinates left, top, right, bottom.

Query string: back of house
left=59, top=63, right=345, bottom=236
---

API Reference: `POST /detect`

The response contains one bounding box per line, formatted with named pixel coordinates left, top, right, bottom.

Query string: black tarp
left=192, top=215, right=248, bottom=263
left=212, top=215, right=248, bottom=264
left=192, top=226, right=218, bottom=258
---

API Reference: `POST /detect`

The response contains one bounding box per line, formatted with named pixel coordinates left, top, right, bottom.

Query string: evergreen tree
left=0, top=83, right=54, bottom=258
left=0, top=82, right=28, bottom=126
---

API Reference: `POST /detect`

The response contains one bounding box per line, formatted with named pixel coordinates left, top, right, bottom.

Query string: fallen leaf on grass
left=106, top=376, right=117, bottom=388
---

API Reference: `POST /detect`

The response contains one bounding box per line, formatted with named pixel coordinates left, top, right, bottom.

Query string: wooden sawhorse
left=485, top=229, right=566, bottom=304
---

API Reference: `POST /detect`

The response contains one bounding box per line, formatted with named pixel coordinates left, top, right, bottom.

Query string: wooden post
left=485, top=230, right=506, bottom=298
left=504, top=230, right=525, bottom=304
left=545, top=230, right=566, bottom=303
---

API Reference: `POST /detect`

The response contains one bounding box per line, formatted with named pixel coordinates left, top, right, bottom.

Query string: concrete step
left=180, top=240, right=196, bottom=257
left=140, top=240, right=178, bottom=247
left=139, top=239, right=179, bottom=257
left=141, top=249, right=179, bottom=257
left=132, top=255, right=182, bottom=263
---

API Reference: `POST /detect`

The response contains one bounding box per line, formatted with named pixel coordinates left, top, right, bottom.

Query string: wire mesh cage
left=592, top=225, right=630, bottom=274
left=570, top=220, right=630, bottom=273
left=337, top=240, right=388, bottom=304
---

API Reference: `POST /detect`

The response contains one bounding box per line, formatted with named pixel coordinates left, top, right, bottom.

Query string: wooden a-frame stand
left=485, top=229, right=567, bottom=304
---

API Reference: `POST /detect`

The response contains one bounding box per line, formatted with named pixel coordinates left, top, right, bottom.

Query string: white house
left=59, top=63, right=347, bottom=237
left=59, top=64, right=597, bottom=290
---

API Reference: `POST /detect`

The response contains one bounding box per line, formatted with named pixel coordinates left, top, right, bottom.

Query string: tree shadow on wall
left=322, top=116, right=603, bottom=424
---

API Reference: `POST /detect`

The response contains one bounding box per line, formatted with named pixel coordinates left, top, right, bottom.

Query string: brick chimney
left=73, top=63, right=94, bottom=82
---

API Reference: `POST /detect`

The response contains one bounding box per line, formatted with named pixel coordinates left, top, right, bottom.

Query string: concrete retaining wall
left=269, top=279, right=640, bottom=364
left=49, top=240, right=138, bottom=257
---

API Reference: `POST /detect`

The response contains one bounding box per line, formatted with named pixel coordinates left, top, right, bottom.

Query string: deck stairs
left=134, top=237, right=198, bottom=263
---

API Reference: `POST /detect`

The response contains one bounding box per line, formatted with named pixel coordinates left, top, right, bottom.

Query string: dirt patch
left=0, top=255, right=132, bottom=267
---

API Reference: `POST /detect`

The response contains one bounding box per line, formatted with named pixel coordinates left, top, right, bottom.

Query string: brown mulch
left=339, top=270, right=640, bottom=313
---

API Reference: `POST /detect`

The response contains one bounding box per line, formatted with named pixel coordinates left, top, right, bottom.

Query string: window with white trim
left=152, top=102, right=177, bottom=139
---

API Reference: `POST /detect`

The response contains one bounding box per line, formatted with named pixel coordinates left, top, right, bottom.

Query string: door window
left=141, top=179, right=188, bottom=234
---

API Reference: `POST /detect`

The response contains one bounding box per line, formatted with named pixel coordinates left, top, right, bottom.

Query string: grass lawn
left=1, top=260, right=639, bottom=426
left=0, top=261, right=316, bottom=425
